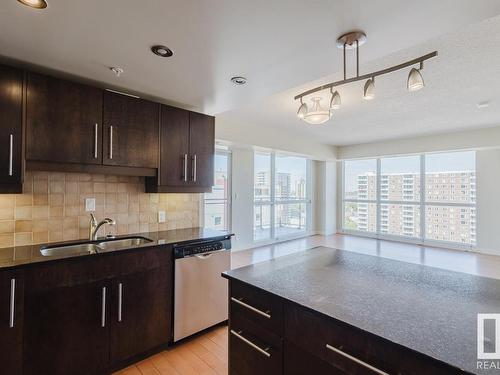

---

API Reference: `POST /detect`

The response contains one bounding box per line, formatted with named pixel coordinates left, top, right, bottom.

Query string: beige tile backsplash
left=0, top=171, right=201, bottom=248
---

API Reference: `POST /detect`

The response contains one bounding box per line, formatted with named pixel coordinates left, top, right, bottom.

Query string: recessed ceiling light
left=151, top=45, right=173, bottom=57
left=231, top=76, right=247, bottom=85
left=17, top=0, right=47, bottom=9
left=477, top=101, right=490, bottom=109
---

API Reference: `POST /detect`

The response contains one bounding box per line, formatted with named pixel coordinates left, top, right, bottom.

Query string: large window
left=254, top=152, right=309, bottom=241
left=342, top=151, right=476, bottom=247
left=204, top=151, right=231, bottom=231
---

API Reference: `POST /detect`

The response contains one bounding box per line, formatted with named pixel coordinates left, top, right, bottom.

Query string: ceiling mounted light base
left=336, top=31, right=367, bottom=49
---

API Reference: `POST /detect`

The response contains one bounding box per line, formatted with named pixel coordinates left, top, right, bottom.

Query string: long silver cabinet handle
left=326, top=344, right=389, bottom=375
left=9, top=278, right=15, bottom=328
left=118, top=283, right=123, bottom=322
left=109, top=126, right=113, bottom=159
left=183, top=154, right=188, bottom=182
left=231, top=297, right=271, bottom=319
left=192, top=154, right=197, bottom=182
left=230, top=330, right=271, bottom=358
left=8, top=134, right=13, bottom=176
left=101, top=287, right=107, bottom=328
left=94, top=124, right=98, bottom=159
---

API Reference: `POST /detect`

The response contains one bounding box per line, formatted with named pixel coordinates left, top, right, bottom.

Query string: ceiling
left=1, top=0, right=500, bottom=146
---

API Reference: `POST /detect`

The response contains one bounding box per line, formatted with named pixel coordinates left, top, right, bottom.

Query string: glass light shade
left=303, top=97, right=332, bottom=125
left=17, top=0, right=47, bottom=8
left=297, top=102, right=308, bottom=119
left=363, top=79, right=375, bottom=100
left=407, top=68, right=424, bottom=92
left=330, top=90, right=341, bottom=110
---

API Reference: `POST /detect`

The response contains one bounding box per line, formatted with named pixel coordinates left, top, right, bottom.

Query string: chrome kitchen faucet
left=89, top=213, right=116, bottom=240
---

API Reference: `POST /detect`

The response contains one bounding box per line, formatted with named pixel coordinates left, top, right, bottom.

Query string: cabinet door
left=0, top=270, right=24, bottom=375
left=26, top=73, right=103, bottom=165
left=103, top=91, right=159, bottom=168
left=158, top=105, right=190, bottom=187
left=110, top=264, right=172, bottom=364
left=23, top=280, right=110, bottom=375
left=0, top=65, right=23, bottom=190
left=189, top=112, right=215, bottom=188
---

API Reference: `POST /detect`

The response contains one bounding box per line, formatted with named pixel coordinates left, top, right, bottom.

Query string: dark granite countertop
left=223, top=246, right=500, bottom=374
left=0, top=227, right=232, bottom=270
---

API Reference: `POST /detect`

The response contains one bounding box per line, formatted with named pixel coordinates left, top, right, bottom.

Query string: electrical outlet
left=158, top=211, right=166, bottom=223
left=85, top=198, right=96, bottom=212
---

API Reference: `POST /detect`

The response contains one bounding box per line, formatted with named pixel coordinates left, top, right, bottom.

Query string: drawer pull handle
left=101, top=287, right=107, bottom=328
left=118, top=282, right=123, bottom=322
left=326, top=344, right=389, bottom=375
left=9, top=278, right=15, bottom=328
left=230, top=329, right=271, bottom=358
left=231, top=297, right=271, bottom=319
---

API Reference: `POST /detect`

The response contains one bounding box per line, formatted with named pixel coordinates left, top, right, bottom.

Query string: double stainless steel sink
left=39, top=236, right=153, bottom=257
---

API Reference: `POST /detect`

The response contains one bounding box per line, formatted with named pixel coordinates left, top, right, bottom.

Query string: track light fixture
left=295, top=31, right=437, bottom=124
left=330, top=89, right=341, bottom=110
left=297, top=98, right=308, bottom=119
left=363, top=77, right=375, bottom=100
left=407, top=61, right=425, bottom=92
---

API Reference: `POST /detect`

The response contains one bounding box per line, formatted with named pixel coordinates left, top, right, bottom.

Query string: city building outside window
left=254, top=152, right=310, bottom=242
left=342, top=151, right=476, bottom=247
left=204, top=151, right=231, bottom=231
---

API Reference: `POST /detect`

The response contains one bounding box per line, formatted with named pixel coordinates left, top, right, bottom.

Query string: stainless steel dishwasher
left=173, top=236, right=232, bottom=341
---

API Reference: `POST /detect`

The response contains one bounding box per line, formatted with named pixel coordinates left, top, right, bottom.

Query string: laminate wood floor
left=114, top=325, right=228, bottom=375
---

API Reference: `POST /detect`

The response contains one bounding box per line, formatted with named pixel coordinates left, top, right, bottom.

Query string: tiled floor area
left=115, top=233, right=500, bottom=374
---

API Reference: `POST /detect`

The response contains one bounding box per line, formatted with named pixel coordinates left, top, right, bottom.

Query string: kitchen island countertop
left=223, top=246, right=500, bottom=374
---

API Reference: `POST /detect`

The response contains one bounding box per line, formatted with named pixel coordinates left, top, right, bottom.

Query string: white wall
left=338, top=126, right=500, bottom=159
left=314, top=161, right=337, bottom=235
left=230, top=148, right=255, bottom=250
left=337, top=126, right=500, bottom=256
left=476, top=149, right=500, bottom=254
left=216, top=117, right=337, bottom=161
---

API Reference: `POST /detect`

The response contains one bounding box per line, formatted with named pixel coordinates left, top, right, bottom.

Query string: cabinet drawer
left=230, top=281, right=283, bottom=335
left=285, top=304, right=459, bottom=375
left=230, top=313, right=282, bottom=375
left=285, top=340, right=346, bottom=375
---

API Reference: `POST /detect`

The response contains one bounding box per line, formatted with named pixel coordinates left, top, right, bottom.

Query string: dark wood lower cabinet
left=23, top=280, right=110, bottom=375
left=0, top=270, right=24, bottom=375
left=20, top=246, right=173, bottom=375
left=110, top=266, right=171, bottom=364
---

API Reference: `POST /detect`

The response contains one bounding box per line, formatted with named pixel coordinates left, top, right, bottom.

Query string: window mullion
left=376, top=158, right=381, bottom=238
left=420, top=154, right=425, bottom=243
left=270, top=152, right=276, bottom=239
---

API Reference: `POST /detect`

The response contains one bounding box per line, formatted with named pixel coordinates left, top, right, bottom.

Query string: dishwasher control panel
left=173, top=237, right=231, bottom=258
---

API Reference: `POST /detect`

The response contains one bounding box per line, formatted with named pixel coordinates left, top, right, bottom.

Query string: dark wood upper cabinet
left=26, top=72, right=103, bottom=165
left=0, top=270, right=24, bottom=375
left=157, top=105, right=190, bottom=187
left=146, top=105, right=214, bottom=193
left=189, top=111, right=215, bottom=188
left=103, top=91, right=159, bottom=169
left=0, top=65, right=23, bottom=193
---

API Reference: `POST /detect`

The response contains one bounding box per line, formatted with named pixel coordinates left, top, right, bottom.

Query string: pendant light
left=330, top=90, right=341, bottom=110
left=303, top=97, right=332, bottom=125
left=363, top=77, right=375, bottom=100
left=407, top=61, right=425, bottom=92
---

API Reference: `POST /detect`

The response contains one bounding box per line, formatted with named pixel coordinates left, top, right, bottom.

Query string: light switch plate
left=158, top=211, right=166, bottom=223
left=85, top=198, right=96, bottom=212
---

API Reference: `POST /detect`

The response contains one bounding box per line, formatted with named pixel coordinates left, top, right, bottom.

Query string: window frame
left=203, top=149, right=232, bottom=231
left=253, top=152, right=311, bottom=243
left=341, top=151, right=476, bottom=250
